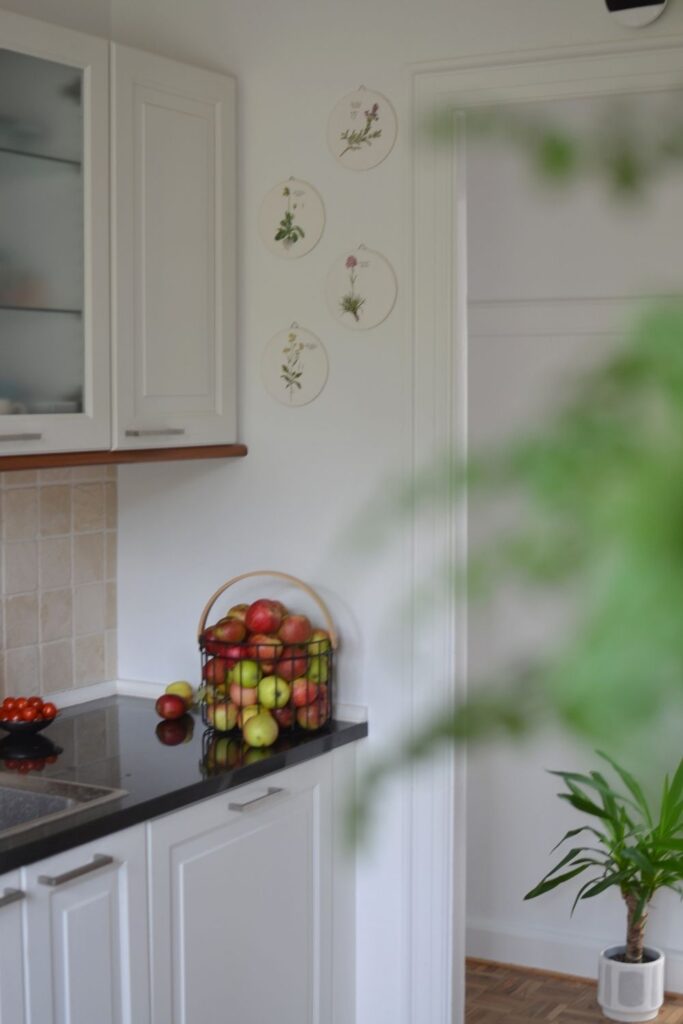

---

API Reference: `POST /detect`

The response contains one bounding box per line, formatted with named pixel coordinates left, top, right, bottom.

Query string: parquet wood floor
left=466, top=959, right=683, bottom=1023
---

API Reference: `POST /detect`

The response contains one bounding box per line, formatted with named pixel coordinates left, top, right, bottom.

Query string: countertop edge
left=0, top=719, right=368, bottom=875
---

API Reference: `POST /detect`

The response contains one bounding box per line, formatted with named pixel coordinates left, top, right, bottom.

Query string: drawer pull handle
left=0, top=433, right=42, bottom=442
left=38, top=854, right=115, bottom=887
left=229, top=787, right=285, bottom=813
left=125, top=428, right=186, bottom=437
left=0, top=887, right=26, bottom=909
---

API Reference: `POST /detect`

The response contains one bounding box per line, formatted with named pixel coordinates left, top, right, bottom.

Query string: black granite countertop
left=0, top=696, right=367, bottom=874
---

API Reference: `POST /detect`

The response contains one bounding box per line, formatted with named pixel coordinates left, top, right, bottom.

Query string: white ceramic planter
left=598, top=946, right=665, bottom=1022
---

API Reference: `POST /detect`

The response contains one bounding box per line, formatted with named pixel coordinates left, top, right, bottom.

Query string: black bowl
left=0, top=733, right=62, bottom=761
left=0, top=717, right=54, bottom=736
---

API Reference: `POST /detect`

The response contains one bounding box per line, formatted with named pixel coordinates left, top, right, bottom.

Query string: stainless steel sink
left=0, top=775, right=126, bottom=839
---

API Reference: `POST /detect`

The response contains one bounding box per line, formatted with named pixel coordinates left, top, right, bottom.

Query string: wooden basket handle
left=197, top=570, right=339, bottom=649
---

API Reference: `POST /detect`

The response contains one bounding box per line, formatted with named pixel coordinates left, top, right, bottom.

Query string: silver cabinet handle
left=0, top=433, right=42, bottom=442
left=229, top=787, right=286, bottom=813
left=0, top=888, right=26, bottom=909
left=38, top=854, right=115, bottom=887
left=125, top=428, right=186, bottom=437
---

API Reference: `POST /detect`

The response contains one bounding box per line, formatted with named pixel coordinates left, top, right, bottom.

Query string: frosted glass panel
left=0, top=49, right=84, bottom=414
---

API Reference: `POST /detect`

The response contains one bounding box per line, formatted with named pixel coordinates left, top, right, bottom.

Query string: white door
left=111, top=44, right=237, bottom=450
left=22, top=825, right=150, bottom=1024
left=0, top=10, right=111, bottom=456
left=148, top=759, right=332, bottom=1024
left=0, top=871, right=27, bottom=1024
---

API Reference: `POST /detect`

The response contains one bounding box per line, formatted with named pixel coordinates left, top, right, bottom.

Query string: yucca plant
left=525, top=753, right=683, bottom=963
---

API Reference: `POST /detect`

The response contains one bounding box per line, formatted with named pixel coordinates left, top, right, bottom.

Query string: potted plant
left=525, top=752, right=683, bottom=1022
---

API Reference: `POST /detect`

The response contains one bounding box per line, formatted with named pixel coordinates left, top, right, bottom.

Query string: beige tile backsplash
left=0, top=467, right=117, bottom=698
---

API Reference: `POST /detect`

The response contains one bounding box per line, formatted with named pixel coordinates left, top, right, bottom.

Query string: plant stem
left=624, top=892, right=648, bottom=963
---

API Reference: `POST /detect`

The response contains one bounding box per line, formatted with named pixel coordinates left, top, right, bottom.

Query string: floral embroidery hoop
left=327, top=87, right=397, bottom=170
left=258, top=178, right=325, bottom=258
left=261, top=324, right=329, bottom=406
left=325, top=245, right=397, bottom=330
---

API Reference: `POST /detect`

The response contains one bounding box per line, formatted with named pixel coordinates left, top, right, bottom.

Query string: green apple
left=258, top=675, right=291, bottom=709
left=238, top=704, right=262, bottom=728
left=208, top=701, right=238, bottom=732
left=307, top=629, right=331, bottom=654
left=307, top=656, right=329, bottom=684
left=242, top=710, right=279, bottom=748
left=227, top=659, right=262, bottom=689
left=165, top=680, right=194, bottom=707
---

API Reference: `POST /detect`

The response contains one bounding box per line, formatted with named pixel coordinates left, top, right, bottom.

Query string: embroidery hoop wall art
left=326, top=245, right=397, bottom=330
left=259, top=178, right=325, bottom=258
left=328, top=87, right=397, bottom=170
left=261, top=324, right=329, bottom=407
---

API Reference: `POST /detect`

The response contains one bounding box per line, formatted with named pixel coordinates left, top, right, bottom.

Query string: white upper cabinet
left=0, top=11, right=111, bottom=456
left=111, top=45, right=237, bottom=450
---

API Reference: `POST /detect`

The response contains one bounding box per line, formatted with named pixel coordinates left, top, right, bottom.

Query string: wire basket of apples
left=197, top=571, right=337, bottom=748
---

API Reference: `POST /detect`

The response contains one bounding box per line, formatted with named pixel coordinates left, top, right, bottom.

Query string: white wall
left=6, top=0, right=683, bottom=1018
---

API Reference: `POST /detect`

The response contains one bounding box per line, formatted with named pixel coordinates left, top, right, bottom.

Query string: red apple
left=273, top=706, right=294, bottom=728
left=213, top=617, right=247, bottom=644
left=278, top=613, right=312, bottom=645
left=155, top=716, right=193, bottom=745
left=155, top=693, right=187, bottom=721
left=247, top=634, right=284, bottom=664
left=296, top=694, right=330, bottom=730
left=270, top=600, right=288, bottom=617
left=227, top=603, right=249, bottom=623
left=245, top=599, right=283, bottom=635
left=203, top=657, right=231, bottom=686
left=229, top=683, right=259, bottom=707
left=276, top=646, right=309, bottom=682
left=292, top=678, right=319, bottom=707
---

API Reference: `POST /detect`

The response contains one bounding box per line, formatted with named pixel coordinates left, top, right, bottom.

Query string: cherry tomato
left=46, top=755, right=57, bottom=764
left=33, top=761, right=45, bottom=771
left=14, top=698, right=27, bottom=710
left=27, top=696, right=43, bottom=708
left=0, top=711, right=7, bottom=721
left=9, top=712, right=22, bottom=722
left=20, top=706, right=38, bottom=722
left=2, top=697, right=16, bottom=711
left=42, top=703, right=57, bottom=720
left=18, top=763, right=31, bottom=773
left=4, top=759, right=18, bottom=770
left=34, top=711, right=43, bottom=721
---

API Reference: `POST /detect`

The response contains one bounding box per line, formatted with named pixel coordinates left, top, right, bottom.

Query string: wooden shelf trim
left=0, top=444, right=248, bottom=472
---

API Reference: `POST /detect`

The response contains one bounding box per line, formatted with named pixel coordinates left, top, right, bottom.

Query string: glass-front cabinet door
left=0, top=11, right=110, bottom=455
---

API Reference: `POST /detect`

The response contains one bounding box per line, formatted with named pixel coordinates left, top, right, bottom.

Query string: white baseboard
left=467, top=918, right=683, bottom=993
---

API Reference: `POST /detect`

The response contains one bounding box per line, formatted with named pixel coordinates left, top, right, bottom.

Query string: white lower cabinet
left=0, top=871, right=27, bottom=1024
left=21, top=825, right=150, bottom=1024
left=148, top=758, right=333, bottom=1024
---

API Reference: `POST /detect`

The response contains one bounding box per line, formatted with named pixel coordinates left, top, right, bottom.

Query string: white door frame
left=408, top=35, right=683, bottom=1024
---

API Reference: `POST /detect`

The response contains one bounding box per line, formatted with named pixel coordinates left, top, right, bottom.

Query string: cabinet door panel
left=149, top=761, right=332, bottom=1024
left=0, top=10, right=110, bottom=456
left=112, top=44, right=237, bottom=449
left=22, top=825, right=150, bottom=1024
left=0, top=871, right=26, bottom=1024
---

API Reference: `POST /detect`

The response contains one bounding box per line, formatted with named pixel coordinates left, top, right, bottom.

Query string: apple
left=204, top=684, right=227, bottom=705
left=155, top=715, right=193, bottom=745
left=307, top=655, right=329, bottom=684
left=296, top=696, right=330, bottom=730
left=243, top=747, right=271, bottom=765
left=220, top=644, right=248, bottom=664
left=247, top=634, right=284, bottom=664
left=203, top=657, right=231, bottom=686
left=292, top=678, right=319, bottom=707
left=229, top=682, right=259, bottom=707
left=212, top=617, right=247, bottom=644
left=245, top=599, right=283, bottom=635
left=242, top=710, right=279, bottom=748
left=213, top=736, right=241, bottom=769
left=258, top=675, right=291, bottom=710
left=273, top=706, right=294, bottom=728
left=155, top=693, right=187, bottom=721
left=227, top=659, right=262, bottom=689
left=227, top=603, right=249, bottom=623
left=207, top=701, right=238, bottom=732
left=307, top=629, right=331, bottom=654
left=165, top=681, right=194, bottom=707
left=276, top=646, right=309, bottom=682
left=278, top=613, right=312, bottom=645
left=238, top=704, right=262, bottom=728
